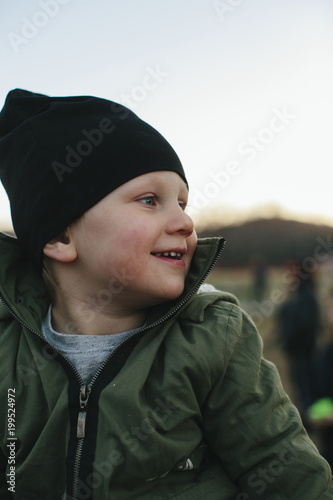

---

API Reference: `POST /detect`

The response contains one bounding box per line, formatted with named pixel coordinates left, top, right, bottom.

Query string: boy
left=0, top=88, right=332, bottom=499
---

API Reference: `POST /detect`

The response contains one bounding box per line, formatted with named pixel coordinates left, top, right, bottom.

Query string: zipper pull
left=77, top=385, right=91, bottom=439
left=77, top=412, right=87, bottom=439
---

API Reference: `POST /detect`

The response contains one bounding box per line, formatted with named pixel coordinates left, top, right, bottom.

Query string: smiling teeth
left=154, top=251, right=182, bottom=258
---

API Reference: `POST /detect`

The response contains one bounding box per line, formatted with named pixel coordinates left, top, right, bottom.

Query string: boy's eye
left=138, top=196, right=156, bottom=206
left=137, top=196, right=187, bottom=210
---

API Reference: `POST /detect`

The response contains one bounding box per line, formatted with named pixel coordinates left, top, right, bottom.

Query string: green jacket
left=0, top=233, right=332, bottom=500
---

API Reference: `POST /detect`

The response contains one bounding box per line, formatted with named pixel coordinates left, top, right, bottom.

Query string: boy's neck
left=50, top=297, right=146, bottom=335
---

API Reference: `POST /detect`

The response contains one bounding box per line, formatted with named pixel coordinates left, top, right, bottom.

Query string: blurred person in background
left=278, top=261, right=321, bottom=423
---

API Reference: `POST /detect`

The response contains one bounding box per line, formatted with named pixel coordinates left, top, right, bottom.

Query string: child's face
left=70, top=171, right=197, bottom=310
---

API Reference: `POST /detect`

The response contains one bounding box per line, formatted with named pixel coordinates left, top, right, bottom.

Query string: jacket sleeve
left=202, top=302, right=333, bottom=499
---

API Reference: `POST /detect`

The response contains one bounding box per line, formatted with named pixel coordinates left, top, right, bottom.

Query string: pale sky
left=1, top=0, right=333, bottom=230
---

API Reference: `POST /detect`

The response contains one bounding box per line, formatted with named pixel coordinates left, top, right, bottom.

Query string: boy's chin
left=157, top=282, right=185, bottom=303
left=142, top=283, right=185, bottom=309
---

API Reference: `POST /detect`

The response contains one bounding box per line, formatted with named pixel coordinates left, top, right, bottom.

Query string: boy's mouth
left=151, top=250, right=185, bottom=260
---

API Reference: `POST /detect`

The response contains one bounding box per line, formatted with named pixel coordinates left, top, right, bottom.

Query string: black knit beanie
left=0, top=89, right=187, bottom=264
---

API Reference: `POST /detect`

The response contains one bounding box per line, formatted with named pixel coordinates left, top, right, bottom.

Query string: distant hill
left=198, top=217, right=333, bottom=267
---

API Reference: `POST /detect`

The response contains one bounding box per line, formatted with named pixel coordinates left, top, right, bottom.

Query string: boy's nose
left=166, top=207, right=194, bottom=237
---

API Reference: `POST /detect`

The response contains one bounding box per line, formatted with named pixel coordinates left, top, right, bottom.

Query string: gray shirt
left=42, top=306, right=142, bottom=384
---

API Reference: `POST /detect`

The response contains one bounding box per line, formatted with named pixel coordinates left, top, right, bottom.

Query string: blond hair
left=42, top=254, right=57, bottom=300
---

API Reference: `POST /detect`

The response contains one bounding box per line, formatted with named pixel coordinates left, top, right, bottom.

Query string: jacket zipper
left=72, top=385, right=92, bottom=498
left=0, top=237, right=225, bottom=499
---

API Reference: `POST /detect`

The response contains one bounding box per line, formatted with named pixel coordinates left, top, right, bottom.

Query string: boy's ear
left=43, top=229, right=77, bottom=263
